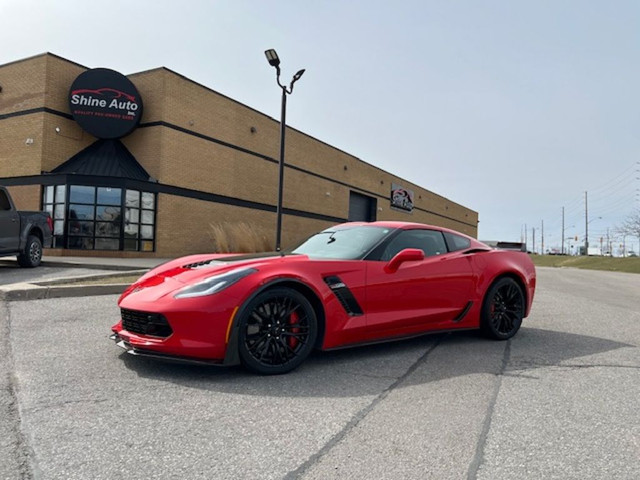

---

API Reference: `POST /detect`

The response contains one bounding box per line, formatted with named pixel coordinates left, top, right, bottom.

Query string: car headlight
left=174, top=267, right=257, bottom=299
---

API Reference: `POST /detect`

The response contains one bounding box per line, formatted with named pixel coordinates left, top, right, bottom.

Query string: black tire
left=238, top=287, right=317, bottom=375
left=17, top=235, right=43, bottom=268
left=480, top=277, right=525, bottom=340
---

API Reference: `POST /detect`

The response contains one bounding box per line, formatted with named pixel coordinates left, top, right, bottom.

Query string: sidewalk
left=0, top=255, right=171, bottom=302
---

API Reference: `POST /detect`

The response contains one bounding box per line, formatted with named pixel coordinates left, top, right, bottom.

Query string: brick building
left=0, top=53, right=478, bottom=258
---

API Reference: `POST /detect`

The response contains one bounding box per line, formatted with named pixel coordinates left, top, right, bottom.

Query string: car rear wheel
left=481, top=277, right=524, bottom=340
left=17, top=235, right=43, bottom=268
left=238, top=287, right=317, bottom=375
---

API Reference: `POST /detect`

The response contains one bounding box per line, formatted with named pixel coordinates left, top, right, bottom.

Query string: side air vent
left=453, top=301, right=473, bottom=322
left=323, top=276, right=364, bottom=316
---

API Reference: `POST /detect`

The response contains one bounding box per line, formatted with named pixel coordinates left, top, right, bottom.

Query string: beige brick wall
left=0, top=55, right=47, bottom=116
left=4, top=185, right=42, bottom=211
left=155, top=193, right=335, bottom=257
left=1, top=53, right=478, bottom=258
left=0, top=116, right=45, bottom=177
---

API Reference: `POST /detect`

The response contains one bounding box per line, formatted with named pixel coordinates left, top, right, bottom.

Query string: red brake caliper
left=287, top=311, right=299, bottom=350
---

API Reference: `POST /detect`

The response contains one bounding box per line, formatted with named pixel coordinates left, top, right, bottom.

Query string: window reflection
left=54, top=185, right=66, bottom=203
left=96, top=222, right=121, bottom=237
left=125, top=190, right=140, bottom=208
left=141, top=192, right=154, bottom=209
left=69, top=205, right=94, bottom=220
left=95, top=238, right=119, bottom=250
left=97, top=187, right=121, bottom=205
left=140, top=225, right=154, bottom=239
left=96, top=206, right=121, bottom=222
left=141, top=210, right=154, bottom=224
left=69, top=186, right=95, bottom=204
left=125, top=208, right=139, bottom=223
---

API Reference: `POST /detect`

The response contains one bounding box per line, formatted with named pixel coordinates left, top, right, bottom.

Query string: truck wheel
left=17, top=235, right=43, bottom=268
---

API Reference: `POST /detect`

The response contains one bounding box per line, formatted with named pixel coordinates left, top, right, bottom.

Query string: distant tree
left=616, top=209, right=640, bottom=254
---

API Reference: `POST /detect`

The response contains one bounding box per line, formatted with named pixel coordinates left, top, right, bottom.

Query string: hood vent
left=182, top=260, right=225, bottom=269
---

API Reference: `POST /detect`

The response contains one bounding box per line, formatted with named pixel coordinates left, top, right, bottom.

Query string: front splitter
left=109, top=333, right=226, bottom=367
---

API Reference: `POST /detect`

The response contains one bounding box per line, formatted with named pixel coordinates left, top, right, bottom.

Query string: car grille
left=121, top=309, right=173, bottom=338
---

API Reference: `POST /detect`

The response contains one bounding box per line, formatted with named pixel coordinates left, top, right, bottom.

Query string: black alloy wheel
left=481, top=277, right=525, bottom=340
left=238, top=287, right=317, bottom=375
left=17, top=235, right=43, bottom=268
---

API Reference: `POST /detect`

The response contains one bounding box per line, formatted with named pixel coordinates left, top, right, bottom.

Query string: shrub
left=210, top=222, right=273, bottom=253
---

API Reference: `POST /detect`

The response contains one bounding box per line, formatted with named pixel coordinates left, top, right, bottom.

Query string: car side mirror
left=384, top=248, right=425, bottom=273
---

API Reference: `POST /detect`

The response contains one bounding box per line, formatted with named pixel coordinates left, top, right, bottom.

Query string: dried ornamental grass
left=210, top=222, right=273, bottom=253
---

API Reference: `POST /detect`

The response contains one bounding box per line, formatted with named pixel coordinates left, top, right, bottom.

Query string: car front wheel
left=238, top=287, right=317, bottom=375
left=481, top=277, right=525, bottom=340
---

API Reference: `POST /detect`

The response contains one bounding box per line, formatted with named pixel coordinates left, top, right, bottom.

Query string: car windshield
left=291, top=226, right=394, bottom=260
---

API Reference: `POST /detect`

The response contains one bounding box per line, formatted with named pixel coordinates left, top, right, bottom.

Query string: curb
left=0, top=283, right=132, bottom=301
left=0, top=269, right=148, bottom=302
left=40, top=261, right=140, bottom=271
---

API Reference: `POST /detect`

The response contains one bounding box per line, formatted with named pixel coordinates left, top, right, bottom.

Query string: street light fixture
left=264, top=48, right=305, bottom=251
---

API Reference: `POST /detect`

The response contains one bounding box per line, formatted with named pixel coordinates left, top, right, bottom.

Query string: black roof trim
left=50, top=139, right=152, bottom=181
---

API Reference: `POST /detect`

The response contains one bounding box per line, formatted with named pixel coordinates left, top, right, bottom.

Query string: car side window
left=443, top=232, right=471, bottom=252
left=381, top=229, right=448, bottom=261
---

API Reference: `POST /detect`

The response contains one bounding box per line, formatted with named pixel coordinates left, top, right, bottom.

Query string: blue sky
left=1, top=0, right=639, bottom=251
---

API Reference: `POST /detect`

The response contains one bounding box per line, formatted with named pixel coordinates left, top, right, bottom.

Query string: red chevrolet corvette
left=111, top=222, right=536, bottom=374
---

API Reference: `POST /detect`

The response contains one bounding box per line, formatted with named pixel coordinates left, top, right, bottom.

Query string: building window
left=43, top=184, right=155, bottom=252
left=43, top=185, right=67, bottom=248
left=124, top=190, right=156, bottom=252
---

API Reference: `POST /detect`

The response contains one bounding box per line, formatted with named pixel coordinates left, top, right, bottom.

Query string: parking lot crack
left=548, top=363, right=640, bottom=370
left=284, top=334, right=447, bottom=480
left=466, top=339, right=511, bottom=480
left=508, top=361, right=640, bottom=372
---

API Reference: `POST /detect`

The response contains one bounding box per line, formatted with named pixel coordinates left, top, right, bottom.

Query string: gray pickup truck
left=0, top=186, right=53, bottom=267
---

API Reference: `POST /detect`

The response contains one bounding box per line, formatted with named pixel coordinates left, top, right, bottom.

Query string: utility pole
left=561, top=207, right=565, bottom=255
left=532, top=227, right=536, bottom=254
left=524, top=223, right=527, bottom=252
left=541, top=219, right=544, bottom=255
left=584, top=191, right=589, bottom=256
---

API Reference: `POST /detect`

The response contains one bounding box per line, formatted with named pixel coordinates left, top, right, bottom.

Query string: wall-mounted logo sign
left=391, top=183, right=414, bottom=213
left=69, top=68, right=143, bottom=139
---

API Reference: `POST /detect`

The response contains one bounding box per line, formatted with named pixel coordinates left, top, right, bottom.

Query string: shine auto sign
left=69, top=68, right=143, bottom=139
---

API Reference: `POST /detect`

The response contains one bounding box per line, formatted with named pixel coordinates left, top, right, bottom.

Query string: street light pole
left=275, top=86, right=287, bottom=252
left=264, top=49, right=305, bottom=251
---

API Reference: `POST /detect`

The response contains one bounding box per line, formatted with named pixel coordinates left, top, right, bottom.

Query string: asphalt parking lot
left=1, top=267, right=638, bottom=479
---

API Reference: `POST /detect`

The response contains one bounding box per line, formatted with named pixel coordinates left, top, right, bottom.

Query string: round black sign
left=69, top=68, right=143, bottom=139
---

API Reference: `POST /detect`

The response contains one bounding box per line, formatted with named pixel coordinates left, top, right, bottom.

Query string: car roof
left=335, top=221, right=453, bottom=232
left=331, top=221, right=485, bottom=246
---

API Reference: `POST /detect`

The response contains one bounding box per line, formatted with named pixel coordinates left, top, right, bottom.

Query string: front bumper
left=109, top=332, right=227, bottom=366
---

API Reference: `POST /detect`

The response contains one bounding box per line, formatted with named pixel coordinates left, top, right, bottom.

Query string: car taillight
left=47, top=215, right=53, bottom=232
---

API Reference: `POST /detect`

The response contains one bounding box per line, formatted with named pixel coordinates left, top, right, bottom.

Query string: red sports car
left=111, top=222, right=536, bottom=374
